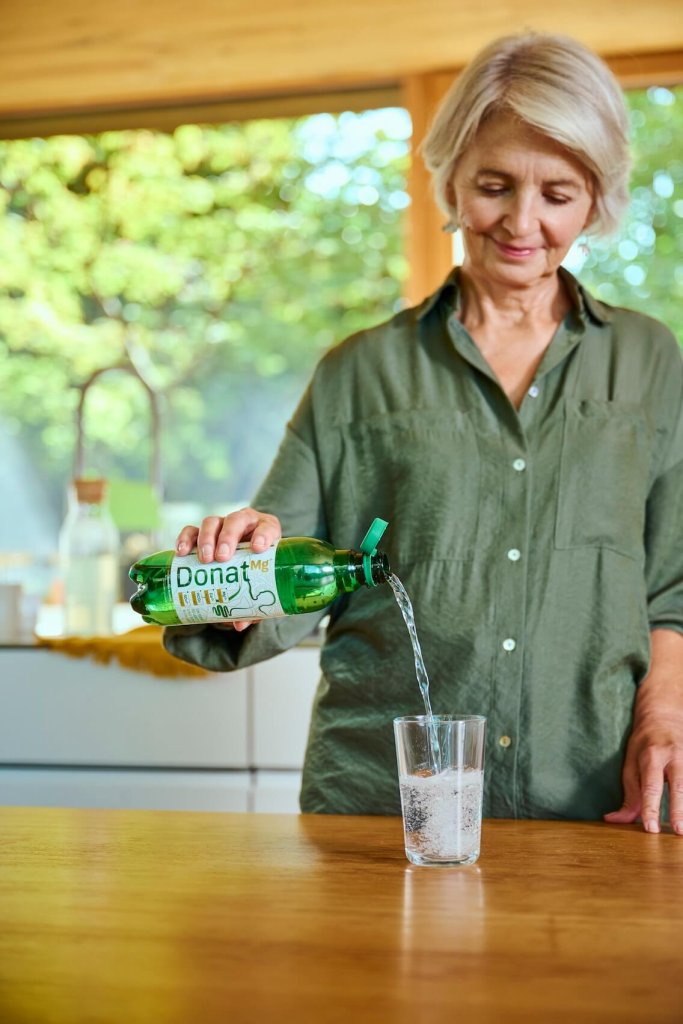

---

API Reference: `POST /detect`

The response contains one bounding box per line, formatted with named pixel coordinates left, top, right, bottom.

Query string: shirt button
left=528, top=385, right=540, bottom=398
left=507, top=548, right=521, bottom=562
left=499, top=735, right=512, bottom=749
left=502, top=638, right=516, bottom=652
left=512, top=458, right=526, bottom=472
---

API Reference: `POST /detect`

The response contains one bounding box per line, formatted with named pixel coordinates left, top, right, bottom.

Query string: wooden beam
left=0, top=86, right=400, bottom=141
left=402, top=74, right=455, bottom=308
left=606, top=49, right=683, bottom=86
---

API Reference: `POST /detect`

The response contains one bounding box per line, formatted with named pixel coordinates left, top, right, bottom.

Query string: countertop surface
left=0, top=807, right=681, bottom=1023
left=0, top=603, right=141, bottom=648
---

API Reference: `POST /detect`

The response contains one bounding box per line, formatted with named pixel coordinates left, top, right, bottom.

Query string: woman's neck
left=457, top=266, right=571, bottom=330
left=454, top=266, right=574, bottom=409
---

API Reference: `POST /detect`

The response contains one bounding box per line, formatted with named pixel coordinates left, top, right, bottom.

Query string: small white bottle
left=59, top=478, right=120, bottom=636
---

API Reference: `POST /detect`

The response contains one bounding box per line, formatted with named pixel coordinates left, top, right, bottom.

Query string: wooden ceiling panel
left=1, top=0, right=682, bottom=121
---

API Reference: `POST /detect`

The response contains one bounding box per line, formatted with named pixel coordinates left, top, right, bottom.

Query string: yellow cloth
left=36, top=626, right=208, bottom=678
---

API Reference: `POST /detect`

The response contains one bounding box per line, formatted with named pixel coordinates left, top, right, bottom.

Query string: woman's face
left=448, top=113, right=596, bottom=289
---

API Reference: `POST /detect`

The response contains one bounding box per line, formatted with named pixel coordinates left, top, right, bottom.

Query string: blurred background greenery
left=578, top=86, right=682, bottom=335
left=0, top=107, right=410, bottom=553
left=0, top=87, right=680, bottom=563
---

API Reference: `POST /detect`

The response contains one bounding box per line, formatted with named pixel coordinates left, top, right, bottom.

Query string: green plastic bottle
left=129, top=519, right=390, bottom=626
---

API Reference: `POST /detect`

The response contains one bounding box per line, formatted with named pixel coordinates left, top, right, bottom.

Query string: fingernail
left=177, top=541, right=187, bottom=554
left=201, top=545, right=212, bottom=562
left=672, top=822, right=683, bottom=836
left=644, top=820, right=660, bottom=834
left=253, top=534, right=266, bottom=550
left=217, top=544, right=229, bottom=558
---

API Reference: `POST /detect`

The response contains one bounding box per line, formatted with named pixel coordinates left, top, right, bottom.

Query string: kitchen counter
left=0, top=602, right=143, bottom=648
left=0, top=621, right=321, bottom=813
left=0, top=808, right=681, bottom=1023
left=1, top=602, right=323, bottom=647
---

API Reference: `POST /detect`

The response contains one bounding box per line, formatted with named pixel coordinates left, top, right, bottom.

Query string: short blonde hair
left=421, top=32, right=631, bottom=236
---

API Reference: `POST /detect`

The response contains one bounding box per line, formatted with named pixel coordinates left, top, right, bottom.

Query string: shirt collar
left=415, top=267, right=460, bottom=321
left=558, top=267, right=612, bottom=326
left=415, top=265, right=612, bottom=327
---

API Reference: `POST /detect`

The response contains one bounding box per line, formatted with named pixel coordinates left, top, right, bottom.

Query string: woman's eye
left=479, top=186, right=507, bottom=196
left=545, top=194, right=570, bottom=205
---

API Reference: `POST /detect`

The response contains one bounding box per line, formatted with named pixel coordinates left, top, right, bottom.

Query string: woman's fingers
left=196, top=515, right=228, bottom=563
left=604, top=751, right=641, bottom=825
left=638, top=750, right=667, bottom=834
left=213, top=508, right=282, bottom=561
left=604, top=727, right=683, bottom=835
left=176, top=524, right=199, bottom=555
left=171, top=509, right=281, bottom=637
left=668, top=762, right=683, bottom=836
left=212, top=619, right=258, bottom=632
left=175, top=508, right=283, bottom=562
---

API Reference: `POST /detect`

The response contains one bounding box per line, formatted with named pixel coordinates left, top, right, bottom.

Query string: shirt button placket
left=490, top=448, right=530, bottom=816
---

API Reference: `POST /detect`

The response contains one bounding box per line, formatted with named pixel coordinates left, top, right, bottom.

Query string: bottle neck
left=76, top=500, right=106, bottom=513
left=68, top=499, right=110, bottom=521
left=334, top=550, right=390, bottom=592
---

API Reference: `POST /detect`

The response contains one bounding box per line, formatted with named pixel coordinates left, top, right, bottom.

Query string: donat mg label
left=170, top=542, right=283, bottom=624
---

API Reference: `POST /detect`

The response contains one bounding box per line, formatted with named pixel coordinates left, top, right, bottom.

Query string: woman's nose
left=502, top=194, right=538, bottom=237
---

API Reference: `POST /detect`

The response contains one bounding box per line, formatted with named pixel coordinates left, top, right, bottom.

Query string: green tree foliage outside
left=0, top=89, right=681, bottom=544
left=576, top=86, right=683, bottom=339
left=0, top=109, right=411, bottom=523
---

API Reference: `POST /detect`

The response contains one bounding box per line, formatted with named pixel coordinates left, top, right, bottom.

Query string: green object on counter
left=107, top=479, right=161, bottom=532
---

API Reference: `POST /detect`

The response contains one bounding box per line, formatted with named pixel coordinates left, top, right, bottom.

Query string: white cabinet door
left=0, top=767, right=251, bottom=812
left=0, top=651, right=249, bottom=768
left=250, top=647, right=320, bottom=769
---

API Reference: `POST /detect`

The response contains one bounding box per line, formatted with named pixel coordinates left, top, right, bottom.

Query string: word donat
left=175, top=559, right=271, bottom=588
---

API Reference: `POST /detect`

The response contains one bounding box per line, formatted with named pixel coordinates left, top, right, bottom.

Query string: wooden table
left=0, top=808, right=681, bottom=1024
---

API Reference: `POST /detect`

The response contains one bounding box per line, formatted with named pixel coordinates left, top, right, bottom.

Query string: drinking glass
left=394, top=714, right=486, bottom=866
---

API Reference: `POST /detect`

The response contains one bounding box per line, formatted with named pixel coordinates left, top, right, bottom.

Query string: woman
left=164, top=32, right=683, bottom=832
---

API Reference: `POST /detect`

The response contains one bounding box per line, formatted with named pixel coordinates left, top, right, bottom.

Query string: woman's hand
left=604, top=630, right=683, bottom=835
left=175, top=508, right=282, bottom=632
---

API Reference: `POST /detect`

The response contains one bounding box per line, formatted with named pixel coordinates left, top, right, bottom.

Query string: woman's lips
left=493, top=239, right=539, bottom=259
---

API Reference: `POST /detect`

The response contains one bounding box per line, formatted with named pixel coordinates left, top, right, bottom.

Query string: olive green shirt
left=164, top=268, right=683, bottom=820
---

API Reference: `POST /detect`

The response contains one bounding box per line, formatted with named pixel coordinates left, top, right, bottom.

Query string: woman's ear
left=582, top=178, right=599, bottom=232
left=582, top=201, right=597, bottom=233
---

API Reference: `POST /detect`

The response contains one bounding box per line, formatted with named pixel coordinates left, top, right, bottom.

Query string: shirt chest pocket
left=341, top=409, right=480, bottom=563
left=554, top=400, right=654, bottom=561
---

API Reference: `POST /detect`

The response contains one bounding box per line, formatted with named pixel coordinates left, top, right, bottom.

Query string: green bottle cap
left=359, top=518, right=389, bottom=586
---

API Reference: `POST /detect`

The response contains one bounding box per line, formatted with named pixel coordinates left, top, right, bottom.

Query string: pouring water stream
left=387, top=572, right=441, bottom=772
